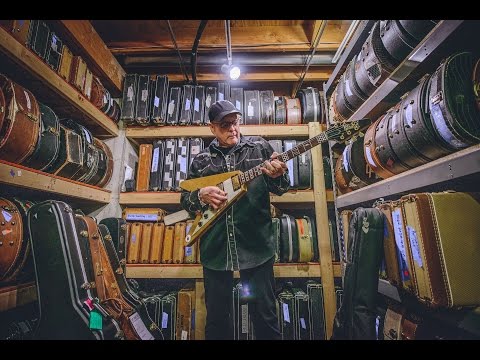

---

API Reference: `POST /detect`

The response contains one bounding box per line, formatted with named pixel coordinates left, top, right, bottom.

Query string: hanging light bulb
left=229, top=65, right=241, bottom=80
left=221, top=20, right=241, bottom=81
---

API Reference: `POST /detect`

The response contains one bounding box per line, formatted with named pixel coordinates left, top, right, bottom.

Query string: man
left=180, top=100, right=290, bottom=340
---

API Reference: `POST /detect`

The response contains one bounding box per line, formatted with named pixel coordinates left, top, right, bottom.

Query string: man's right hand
left=199, top=186, right=228, bottom=210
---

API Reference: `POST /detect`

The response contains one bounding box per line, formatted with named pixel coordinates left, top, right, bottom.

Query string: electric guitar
left=180, top=119, right=372, bottom=247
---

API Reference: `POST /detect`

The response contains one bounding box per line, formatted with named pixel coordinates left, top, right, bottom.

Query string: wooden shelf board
left=119, top=190, right=333, bottom=205
left=0, top=160, right=111, bottom=204
left=0, top=282, right=37, bottom=312
left=125, top=124, right=325, bottom=141
left=0, top=26, right=118, bottom=138
left=126, top=263, right=341, bottom=279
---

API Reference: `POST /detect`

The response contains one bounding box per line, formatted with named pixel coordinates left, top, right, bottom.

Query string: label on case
left=141, top=89, right=148, bottom=102
left=24, top=90, right=31, bottom=110
left=125, top=214, right=158, bottom=221
left=218, top=92, right=224, bottom=101
left=407, top=225, right=423, bottom=268
left=365, top=146, right=376, bottom=167
left=129, top=312, right=154, bottom=340
left=342, top=146, right=350, bottom=172
left=185, top=246, right=192, bottom=257
left=405, top=104, right=413, bottom=127
left=191, top=145, right=200, bottom=155
left=282, top=303, right=290, bottom=323
left=300, top=318, right=306, bottom=329
left=168, top=100, right=175, bottom=115
left=205, top=94, right=211, bottom=108
left=162, top=312, right=168, bottom=329
left=236, top=100, right=241, bottom=110
left=185, top=99, right=191, bottom=111
left=392, top=209, right=407, bottom=263
left=151, top=147, right=159, bottom=173
left=2, top=210, right=12, bottom=222
left=247, top=102, right=254, bottom=117
left=127, top=86, right=134, bottom=101
left=430, top=102, right=467, bottom=149
left=241, top=304, right=248, bottom=333
left=194, top=98, right=199, bottom=112
left=154, top=96, right=160, bottom=108
left=181, top=330, right=188, bottom=340
left=345, top=79, right=353, bottom=97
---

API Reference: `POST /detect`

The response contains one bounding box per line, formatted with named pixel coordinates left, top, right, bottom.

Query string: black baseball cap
left=208, top=100, right=241, bottom=123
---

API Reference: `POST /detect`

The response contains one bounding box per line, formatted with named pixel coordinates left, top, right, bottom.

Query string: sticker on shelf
left=126, top=214, right=158, bottom=222
left=129, top=312, right=154, bottom=340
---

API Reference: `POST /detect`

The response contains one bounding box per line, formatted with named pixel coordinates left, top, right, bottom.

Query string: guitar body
left=180, top=171, right=247, bottom=246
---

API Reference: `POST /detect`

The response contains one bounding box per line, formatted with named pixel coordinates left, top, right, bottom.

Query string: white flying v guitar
left=180, top=119, right=372, bottom=247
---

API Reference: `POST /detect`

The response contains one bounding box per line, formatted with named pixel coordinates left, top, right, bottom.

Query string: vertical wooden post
left=195, top=279, right=206, bottom=340
left=309, top=121, right=336, bottom=339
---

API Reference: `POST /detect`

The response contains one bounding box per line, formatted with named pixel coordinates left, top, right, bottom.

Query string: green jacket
left=180, top=134, right=290, bottom=271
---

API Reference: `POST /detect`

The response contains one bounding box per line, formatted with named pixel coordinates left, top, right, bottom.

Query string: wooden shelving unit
left=0, top=26, right=118, bottom=138
left=119, top=189, right=334, bottom=206
left=126, top=263, right=342, bottom=279
left=0, top=160, right=111, bottom=204
left=0, top=282, right=37, bottom=312
left=125, top=124, right=323, bottom=144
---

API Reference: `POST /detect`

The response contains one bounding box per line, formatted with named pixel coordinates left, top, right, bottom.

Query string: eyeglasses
left=216, top=119, right=240, bottom=130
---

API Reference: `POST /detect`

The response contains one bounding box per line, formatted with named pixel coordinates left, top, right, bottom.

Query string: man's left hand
left=261, top=152, right=288, bottom=178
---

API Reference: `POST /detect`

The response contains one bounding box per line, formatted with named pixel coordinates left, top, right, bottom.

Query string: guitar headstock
left=326, top=118, right=372, bottom=144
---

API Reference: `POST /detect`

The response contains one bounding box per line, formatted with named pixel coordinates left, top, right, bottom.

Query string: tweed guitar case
left=28, top=200, right=123, bottom=340
left=97, top=223, right=164, bottom=339
left=243, top=90, right=261, bottom=125
left=399, top=192, right=480, bottom=308
left=306, top=280, right=326, bottom=340
left=274, top=96, right=287, bottom=124
left=139, top=223, right=153, bottom=264
left=295, top=218, right=313, bottom=262
left=0, top=75, right=41, bottom=163
left=286, top=98, right=302, bottom=124
left=127, top=222, right=142, bottom=264
left=283, top=140, right=299, bottom=188
left=149, top=140, right=166, bottom=191
left=297, top=87, right=321, bottom=123
left=203, top=86, right=217, bottom=125
left=99, top=218, right=128, bottom=272
left=162, top=139, right=177, bottom=191
left=1, top=20, right=32, bottom=45
left=332, top=207, right=385, bottom=340
left=149, top=222, right=165, bottom=264
left=166, top=87, right=181, bottom=125
left=277, top=284, right=296, bottom=340
left=230, top=88, right=244, bottom=123
left=173, top=222, right=186, bottom=264
left=192, top=85, right=205, bottom=125
left=161, top=225, right=175, bottom=264
left=0, top=198, right=32, bottom=284
left=44, top=125, right=83, bottom=178
left=174, top=138, right=190, bottom=191
left=21, top=103, right=60, bottom=171
left=120, top=74, right=138, bottom=126
left=176, top=288, right=195, bottom=340
left=304, top=215, right=319, bottom=262
left=178, top=85, right=194, bottom=126
left=58, top=45, right=74, bottom=82
left=136, top=144, right=153, bottom=192
left=279, top=214, right=299, bottom=263
left=233, top=282, right=252, bottom=340
left=82, top=216, right=158, bottom=340
left=374, top=201, right=401, bottom=287
left=150, top=75, right=169, bottom=126
left=69, top=56, right=87, bottom=93
left=184, top=220, right=197, bottom=264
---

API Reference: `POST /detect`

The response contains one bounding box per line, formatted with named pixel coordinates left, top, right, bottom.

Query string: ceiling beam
left=106, top=24, right=347, bottom=55
left=52, top=20, right=125, bottom=96
left=304, top=20, right=326, bottom=46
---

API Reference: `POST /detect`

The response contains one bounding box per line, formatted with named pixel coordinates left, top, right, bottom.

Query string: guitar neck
left=238, top=131, right=329, bottom=185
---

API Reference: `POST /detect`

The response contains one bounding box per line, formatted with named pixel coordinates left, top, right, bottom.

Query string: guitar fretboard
left=238, top=132, right=329, bottom=185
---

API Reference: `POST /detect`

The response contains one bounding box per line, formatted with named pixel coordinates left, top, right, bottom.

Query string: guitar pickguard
left=185, top=176, right=247, bottom=247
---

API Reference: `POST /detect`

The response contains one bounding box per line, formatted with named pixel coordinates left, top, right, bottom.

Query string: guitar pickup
left=231, top=175, right=241, bottom=191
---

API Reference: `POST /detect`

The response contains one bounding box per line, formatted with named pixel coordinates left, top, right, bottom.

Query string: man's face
left=209, top=113, right=241, bottom=147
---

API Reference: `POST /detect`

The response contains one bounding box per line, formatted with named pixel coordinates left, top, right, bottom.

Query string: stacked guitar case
left=191, top=85, right=205, bottom=125
left=204, top=87, right=217, bottom=125
left=297, top=87, right=322, bottom=123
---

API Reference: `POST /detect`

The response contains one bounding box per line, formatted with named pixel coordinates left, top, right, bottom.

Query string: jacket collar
left=209, top=133, right=254, bottom=154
